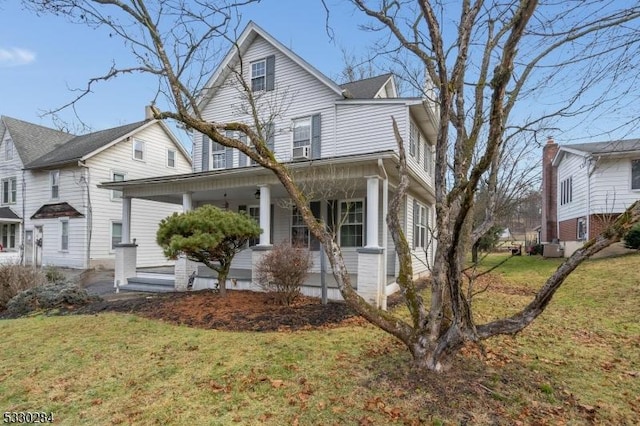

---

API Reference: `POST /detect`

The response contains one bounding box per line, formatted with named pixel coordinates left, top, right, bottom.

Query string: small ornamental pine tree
left=623, top=224, right=640, bottom=250
left=156, top=205, right=261, bottom=295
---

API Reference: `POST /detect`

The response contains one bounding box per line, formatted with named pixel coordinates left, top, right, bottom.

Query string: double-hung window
left=414, top=203, right=428, bottom=249
left=111, top=222, right=122, bottom=250
left=212, top=140, right=226, bottom=169
left=248, top=206, right=260, bottom=247
left=251, top=59, right=266, bottom=92
left=111, top=172, right=125, bottom=200
left=2, top=224, right=16, bottom=249
left=133, top=139, right=145, bottom=161
left=632, top=159, right=640, bottom=190
left=293, top=118, right=311, bottom=148
left=50, top=170, right=60, bottom=199
left=577, top=217, right=587, bottom=241
left=5, top=139, right=13, bottom=161
left=409, top=122, right=418, bottom=157
left=339, top=200, right=364, bottom=247
left=1, top=177, right=16, bottom=204
left=291, top=206, right=310, bottom=247
left=167, top=149, right=176, bottom=168
left=61, top=220, right=69, bottom=251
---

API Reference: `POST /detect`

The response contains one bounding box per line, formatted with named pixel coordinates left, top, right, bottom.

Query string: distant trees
left=156, top=206, right=261, bottom=296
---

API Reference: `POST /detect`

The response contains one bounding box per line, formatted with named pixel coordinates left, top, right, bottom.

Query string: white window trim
left=251, top=58, right=266, bottom=92
left=1, top=223, right=17, bottom=250
left=60, top=219, right=69, bottom=252
left=631, top=158, right=640, bottom=191
left=409, top=122, right=417, bottom=158
left=338, top=198, right=365, bottom=248
left=211, top=137, right=227, bottom=170
left=414, top=203, right=428, bottom=249
left=560, top=176, right=573, bottom=206
left=577, top=217, right=587, bottom=241
left=167, top=149, right=176, bottom=168
left=110, top=220, right=123, bottom=253
left=50, top=170, right=60, bottom=200
left=5, top=139, right=13, bottom=161
left=248, top=205, right=260, bottom=247
left=132, top=138, right=146, bottom=162
left=111, top=171, right=126, bottom=201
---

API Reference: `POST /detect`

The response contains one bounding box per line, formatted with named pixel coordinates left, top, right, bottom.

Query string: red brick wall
left=541, top=140, right=559, bottom=242
left=558, top=218, right=577, bottom=241
left=589, top=214, right=620, bottom=238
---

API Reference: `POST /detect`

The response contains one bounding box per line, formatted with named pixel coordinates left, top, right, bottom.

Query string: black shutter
left=201, top=134, right=210, bottom=171
left=270, top=204, right=274, bottom=244
left=311, top=114, right=321, bottom=159
left=310, top=201, right=321, bottom=251
left=265, top=55, right=275, bottom=91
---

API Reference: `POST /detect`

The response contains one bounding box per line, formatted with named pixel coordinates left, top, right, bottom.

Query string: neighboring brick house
left=541, top=137, right=640, bottom=255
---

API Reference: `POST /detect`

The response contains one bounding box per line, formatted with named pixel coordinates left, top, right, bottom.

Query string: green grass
left=1, top=252, right=639, bottom=424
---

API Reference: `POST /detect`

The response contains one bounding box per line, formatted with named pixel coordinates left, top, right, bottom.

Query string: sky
left=1, top=1, right=639, bottom=149
left=0, top=1, right=375, bottom=147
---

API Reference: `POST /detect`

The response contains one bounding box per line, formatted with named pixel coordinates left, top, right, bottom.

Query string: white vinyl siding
left=556, top=153, right=586, bottom=222
left=588, top=157, right=640, bottom=215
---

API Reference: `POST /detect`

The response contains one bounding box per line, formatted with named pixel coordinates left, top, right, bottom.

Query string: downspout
left=78, top=161, right=92, bottom=269
left=377, top=158, right=389, bottom=309
left=333, top=103, right=338, bottom=158
left=21, top=169, right=26, bottom=265
left=586, top=155, right=597, bottom=240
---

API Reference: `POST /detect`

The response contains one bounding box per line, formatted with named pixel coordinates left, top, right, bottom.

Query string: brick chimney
left=541, top=136, right=559, bottom=243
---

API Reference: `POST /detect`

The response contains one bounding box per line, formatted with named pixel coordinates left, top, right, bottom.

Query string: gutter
left=378, top=159, right=389, bottom=309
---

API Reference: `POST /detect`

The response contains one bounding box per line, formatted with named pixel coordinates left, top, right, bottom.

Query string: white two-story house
left=542, top=138, right=640, bottom=256
left=103, top=22, right=438, bottom=308
left=0, top=111, right=191, bottom=268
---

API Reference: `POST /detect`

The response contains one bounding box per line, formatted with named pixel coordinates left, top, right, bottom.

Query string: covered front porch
left=104, top=152, right=431, bottom=309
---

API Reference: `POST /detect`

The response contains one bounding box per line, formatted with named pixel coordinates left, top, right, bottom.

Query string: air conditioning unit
left=292, top=145, right=310, bottom=160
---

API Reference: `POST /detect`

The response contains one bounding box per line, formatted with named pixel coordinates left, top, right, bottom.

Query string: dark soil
left=61, top=290, right=364, bottom=331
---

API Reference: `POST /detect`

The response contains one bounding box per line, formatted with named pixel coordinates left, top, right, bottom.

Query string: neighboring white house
left=102, top=21, right=438, bottom=308
left=0, top=112, right=192, bottom=269
left=545, top=139, right=640, bottom=256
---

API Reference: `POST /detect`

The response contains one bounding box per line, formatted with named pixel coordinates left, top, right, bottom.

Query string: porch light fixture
left=254, top=189, right=260, bottom=199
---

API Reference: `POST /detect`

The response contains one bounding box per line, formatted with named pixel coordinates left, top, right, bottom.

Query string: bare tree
left=24, top=0, right=640, bottom=372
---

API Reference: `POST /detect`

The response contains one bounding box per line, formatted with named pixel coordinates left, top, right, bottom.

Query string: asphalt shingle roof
left=564, top=139, right=640, bottom=155
left=0, top=207, right=20, bottom=220
left=340, top=73, right=393, bottom=99
left=24, top=120, right=150, bottom=169
left=0, top=116, right=74, bottom=165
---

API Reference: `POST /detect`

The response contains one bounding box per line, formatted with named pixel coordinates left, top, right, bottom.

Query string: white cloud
left=0, top=47, right=36, bottom=67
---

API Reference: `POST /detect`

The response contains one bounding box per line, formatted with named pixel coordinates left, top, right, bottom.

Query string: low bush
left=44, top=266, right=67, bottom=284
left=5, top=282, right=93, bottom=317
left=527, top=244, right=543, bottom=255
left=0, top=264, right=48, bottom=311
left=623, top=224, right=640, bottom=249
left=256, top=242, right=313, bottom=305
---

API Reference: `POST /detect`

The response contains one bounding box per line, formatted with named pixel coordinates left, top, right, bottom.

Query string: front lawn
left=1, top=252, right=638, bottom=424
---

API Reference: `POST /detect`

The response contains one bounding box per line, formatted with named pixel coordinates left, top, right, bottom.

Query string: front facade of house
left=0, top=114, right=191, bottom=269
left=105, top=22, right=438, bottom=308
left=542, top=138, right=640, bottom=256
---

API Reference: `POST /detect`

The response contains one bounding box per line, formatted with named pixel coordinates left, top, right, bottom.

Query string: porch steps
left=121, top=273, right=176, bottom=293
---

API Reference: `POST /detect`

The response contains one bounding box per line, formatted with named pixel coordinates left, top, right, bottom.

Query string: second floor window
left=167, top=149, right=176, bottom=168
left=51, top=170, right=60, bottom=199
left=212, top=140, right=226, bottom=169
left=409, top=122, right=418, bottom=157
left=560, top=176, right=573, bottom=205
left=2, top=177, right=16, bottom=204
left=133, top=139, right=145, bottom=161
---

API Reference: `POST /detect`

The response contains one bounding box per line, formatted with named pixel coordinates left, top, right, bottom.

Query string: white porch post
left=357, top=175, right=385, bottom=308
left=182, top=192, right=193, bottom=212
left=122, top=196, right=132, bottom=244
left=176, top=192, right=196, bottom=291
left=365, top=176, right=380, bottom=248
left=258, top=185, right=271, bottom=246
left=114, top=196, right=137, bottom=289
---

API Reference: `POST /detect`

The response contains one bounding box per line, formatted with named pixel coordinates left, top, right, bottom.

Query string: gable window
left=1, top=224, right=16, bottom=249
left=632, top=159, right=640, bottom=190
left=1, top=177, right=16, bottom=204
left=339, top=200, right=364, bottom=247
left=167, top=149, right=176, bottom=168
left=409, top=122, right=418, bottom=157
left=50, top=170, right=60, bottom=199
left=60, top=220, right=69, bottom=251
left=423, top=142, right=432, bottom=175
left=414, top=202, right=428, bottom=249
left=111, top=172, right=125, bottom=200
left=560, top=176, right=573, bottom=205
left=111, top=222, right=122, bottom=250
left=212, top=139, right=227, bottom=169
left=133, top=139, right=145, bottom=161
left=251, top=59, right=266, bottom=92
left=5, top=139, right=13, bottom=161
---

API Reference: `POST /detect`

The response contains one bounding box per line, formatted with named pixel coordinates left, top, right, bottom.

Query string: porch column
left=122, top=196, right=132, bottom=244
left=182, top=192, right=193, bottom=212
left=365, top=176, right=380, bottom=248
left=258, top=185, right=271, bottom=246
